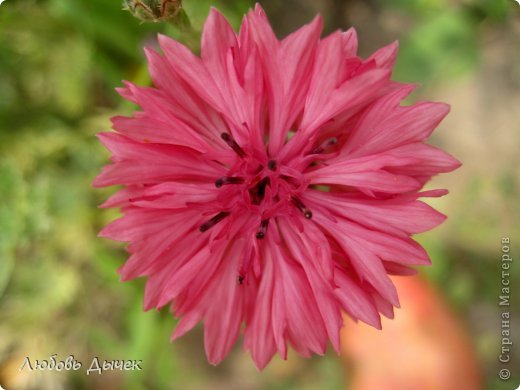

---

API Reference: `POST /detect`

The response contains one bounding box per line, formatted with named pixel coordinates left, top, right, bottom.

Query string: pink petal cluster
left=94, top=4, right=460, bottom=369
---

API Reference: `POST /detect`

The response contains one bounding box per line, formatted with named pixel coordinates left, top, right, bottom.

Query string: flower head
left=124, top=0, right=183, bottom=23
left=95, top=4, right=460, bottom=369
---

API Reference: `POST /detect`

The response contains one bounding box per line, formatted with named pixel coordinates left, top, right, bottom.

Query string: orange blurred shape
left=340, top=275, right=482, bottom=390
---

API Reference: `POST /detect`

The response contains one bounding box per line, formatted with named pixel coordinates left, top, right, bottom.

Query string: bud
left=123, top=0, right=183, bottom=23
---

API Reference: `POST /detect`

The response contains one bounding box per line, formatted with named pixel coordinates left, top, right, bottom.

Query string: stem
left=170, top=8, right=200, bottom=52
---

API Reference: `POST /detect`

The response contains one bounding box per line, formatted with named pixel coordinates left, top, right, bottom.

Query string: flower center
left=198, top=132, right=313, bottom=238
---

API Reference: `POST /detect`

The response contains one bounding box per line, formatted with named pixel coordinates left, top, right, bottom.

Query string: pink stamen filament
left=199, top=211, right=230, bottom=232
left=309, top=137, right=338, bottom=155
left=291, top=196, right=313, bottom=219
left=256, top=219, right=270, bottom=239
left=221, top=132, right=246, bottom=158
left=215, top=176, right=245, bottom=188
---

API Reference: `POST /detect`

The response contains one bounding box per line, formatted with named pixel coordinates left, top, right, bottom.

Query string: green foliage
left=382, top=0, right=516, bottom=82
left=394, top=10, right=478, bottom=82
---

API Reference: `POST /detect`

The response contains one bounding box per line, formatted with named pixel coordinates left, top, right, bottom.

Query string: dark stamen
left=199, top=211, right=230, bottom=232
left=267, top=160, right=277, bottom=171
left=249, top=177, right=270, bottom=205
left=291, top=196, right=313, bottom=219
left=215, top=176, right=244, bottom=188
left=309, top=137, right=338, bottom=155
left=238, top=274, right=245, bottom=285
left=221, top=132, right=246, bottom=158
left=256, top=219, right=270, bottom=239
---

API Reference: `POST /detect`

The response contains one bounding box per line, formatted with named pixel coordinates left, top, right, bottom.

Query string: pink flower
left=94, top=4, right=460, bottom=369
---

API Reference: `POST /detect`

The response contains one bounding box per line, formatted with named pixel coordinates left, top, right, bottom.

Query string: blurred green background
left=0, top=0, right=519, bottom=389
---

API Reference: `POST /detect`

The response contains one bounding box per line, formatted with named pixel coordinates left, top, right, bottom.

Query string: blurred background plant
left=0, top=0, right=518, bottom=389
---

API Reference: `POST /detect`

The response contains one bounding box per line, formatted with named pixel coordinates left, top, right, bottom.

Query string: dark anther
left=256, top=219, right=270, bottom=239
left=249, top=177, right=270, bottom=205
left=291, top=196, right=306, bottom=210
left=199, top=211, right=230, bottom=232
left=267, top=160, right=277, bottom=171
left=291, top=196, right=313, bottom=219
left=309, top=137, right=338, bottom=155
left=215, top=176, right=244, bottom=188
left=238, top=274, right=245, bottom=285
left=221, top=132, right=246, bottom=158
